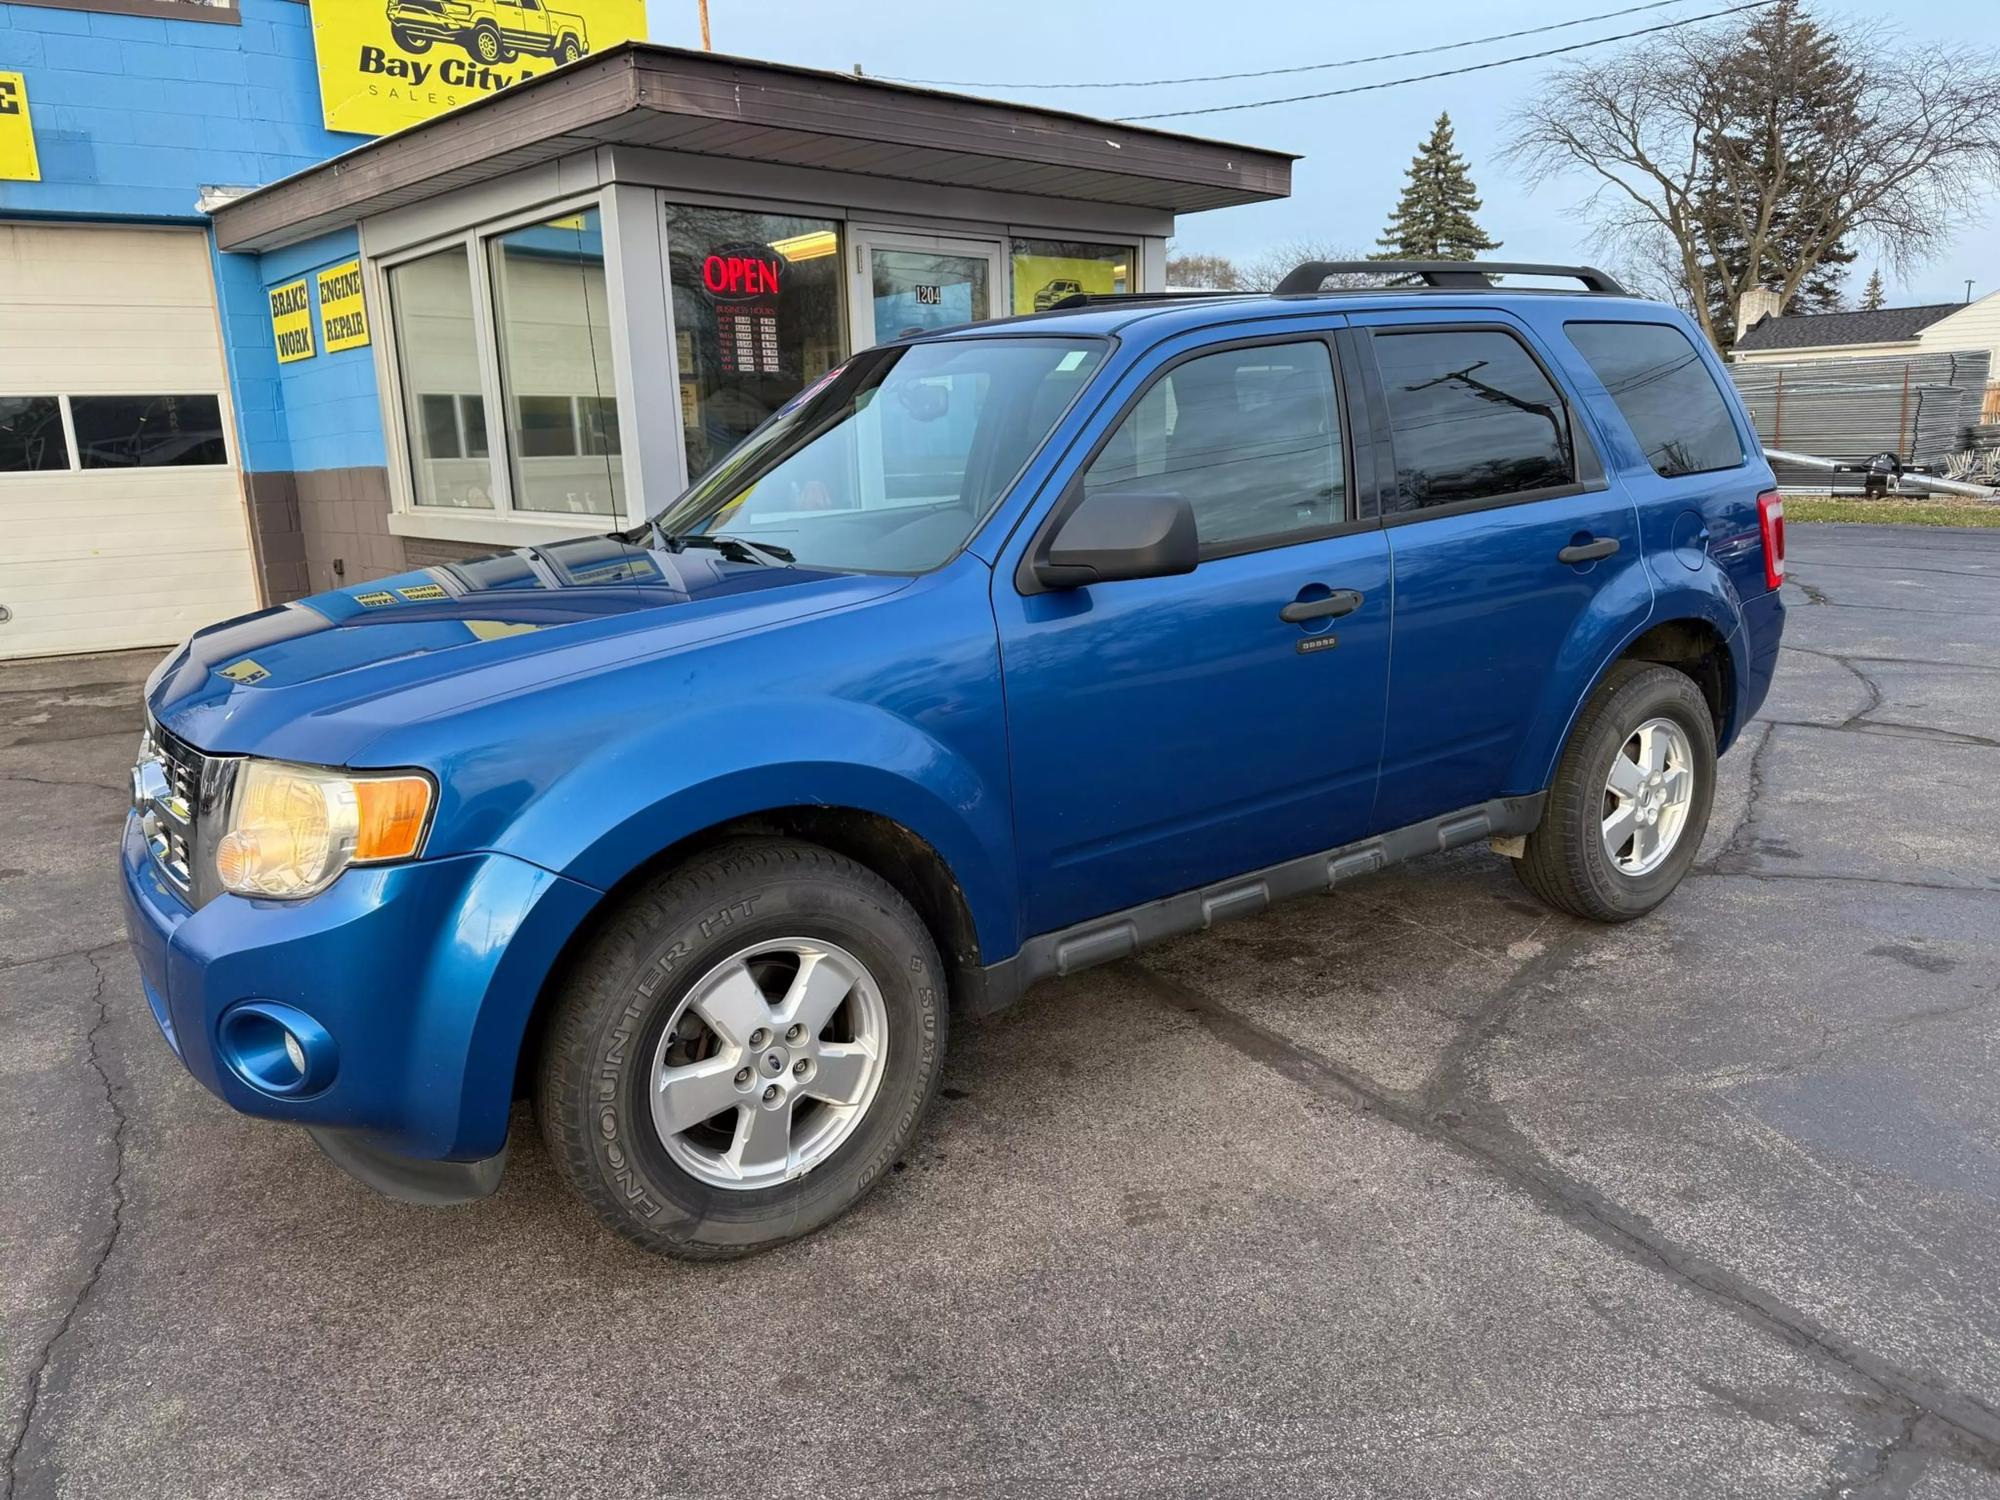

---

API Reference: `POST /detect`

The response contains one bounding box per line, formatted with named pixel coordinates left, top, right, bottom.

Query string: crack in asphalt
left=3, top=948, right=131, bottom=1500
left=1127, top=956, right=2000, bottom=1492
left=0, top=773, right=128, bottom=794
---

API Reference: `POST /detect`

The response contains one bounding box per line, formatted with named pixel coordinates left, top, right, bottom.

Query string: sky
left=639, top=0, right=1993, bottom=309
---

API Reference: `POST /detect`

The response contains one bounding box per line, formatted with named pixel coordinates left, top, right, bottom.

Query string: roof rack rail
left=1273, top=260, right=1628, bottom=295
left=1046, top=289, right=1251, bottom=309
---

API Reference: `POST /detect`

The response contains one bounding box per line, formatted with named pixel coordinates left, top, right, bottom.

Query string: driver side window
left=1083, top=340, right=1345, bottom=551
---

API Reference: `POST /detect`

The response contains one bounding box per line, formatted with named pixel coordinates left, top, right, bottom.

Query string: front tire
left=470, top=22, right=503, bottom=63
left=536, top=840, right=946, bottom=1258
left=1514, top=661, right=1716, bottom=922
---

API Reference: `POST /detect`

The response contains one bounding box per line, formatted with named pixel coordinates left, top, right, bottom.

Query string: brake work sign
left=309, top=0, right=647, bottom=138
left=268, top=279, right=315, bottom=364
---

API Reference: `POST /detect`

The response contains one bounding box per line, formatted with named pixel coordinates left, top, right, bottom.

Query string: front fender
left=1506, top=570, right=1748, bottom=796
left=494, top=695, right=1018, bottom=963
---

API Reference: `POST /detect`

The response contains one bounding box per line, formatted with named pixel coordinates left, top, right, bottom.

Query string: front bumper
left=120, top=813, right=598, bottom=1165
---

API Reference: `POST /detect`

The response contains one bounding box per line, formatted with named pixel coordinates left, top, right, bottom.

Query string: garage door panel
left=0, top=225, right=256, bottom=659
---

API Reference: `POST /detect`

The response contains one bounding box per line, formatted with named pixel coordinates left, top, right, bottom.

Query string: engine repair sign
left=309, top=0, right=647, bottom=138
left=317, top=259, right=370, bottom=353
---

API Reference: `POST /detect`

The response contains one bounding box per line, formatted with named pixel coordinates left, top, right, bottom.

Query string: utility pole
left=697, top=0, right=711, bottom=50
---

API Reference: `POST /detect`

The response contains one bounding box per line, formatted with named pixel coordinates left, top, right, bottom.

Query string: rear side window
left=1084, top=340, right=1345, bottom=550
left=1372, top=329, right=1574, bottom=512
left=1565, top=321, right=1743, bottom=478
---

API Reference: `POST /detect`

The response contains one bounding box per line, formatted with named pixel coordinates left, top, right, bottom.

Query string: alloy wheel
left=649, top=939, right=888, bottom=1191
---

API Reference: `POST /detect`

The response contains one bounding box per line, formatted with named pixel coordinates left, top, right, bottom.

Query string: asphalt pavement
left=4, top=522, right=1999, bottom=1499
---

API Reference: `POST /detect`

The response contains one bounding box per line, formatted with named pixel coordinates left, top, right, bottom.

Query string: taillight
left=1757, top=490, right=1785, bottom=592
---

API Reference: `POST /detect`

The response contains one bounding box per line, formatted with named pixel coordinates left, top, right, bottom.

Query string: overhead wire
left=1118, top=1, right=1774, bottom=119
left=877, top=0, right=1714, bottom=91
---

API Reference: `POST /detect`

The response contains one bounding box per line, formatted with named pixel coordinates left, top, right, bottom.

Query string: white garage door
left=0, top=223, right=259, bottom=660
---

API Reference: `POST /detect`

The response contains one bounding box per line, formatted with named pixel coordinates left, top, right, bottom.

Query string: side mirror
left=1033, top=488, right=1199, bottom=590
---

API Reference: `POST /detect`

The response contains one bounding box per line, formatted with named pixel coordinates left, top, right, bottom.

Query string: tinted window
left=0, top=396, right=68, bottom=472
left=1566, top=321, right=1743, bottom=478
left=1373, top=329, right=1572, bottom=511
left=1084, top=341, right=1344, bottom=549
left=70, top=395, right=226, bottom=469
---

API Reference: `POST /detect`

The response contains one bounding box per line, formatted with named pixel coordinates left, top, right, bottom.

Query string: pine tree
left=1373, top=113, right=1500, bottom=262
left=1860, top=268, right=1885, bottom=310
left=1696, top=0, right=1861, bottom=347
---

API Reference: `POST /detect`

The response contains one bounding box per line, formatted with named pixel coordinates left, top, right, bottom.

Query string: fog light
left=217, top=1001, right=336, bottom=1097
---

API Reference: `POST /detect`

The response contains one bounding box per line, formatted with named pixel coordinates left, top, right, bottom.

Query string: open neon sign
left=702, top=251, right=781, bottom=299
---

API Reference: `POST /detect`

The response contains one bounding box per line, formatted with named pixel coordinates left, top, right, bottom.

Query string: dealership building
left=0, top=0, right=1292, bottom=659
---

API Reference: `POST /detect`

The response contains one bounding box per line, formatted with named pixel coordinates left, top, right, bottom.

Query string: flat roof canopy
left=211, top=43, right=1295, bottom=253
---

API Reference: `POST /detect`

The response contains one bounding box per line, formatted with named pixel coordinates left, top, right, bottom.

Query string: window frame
left=1354, top=320, right=1607, bottom=527
left=1016, top=328, right=1365, bottom=595
left=374, top=190, right=636, bottom=533
left=0, top=391, right=230, bottom=476
left=1562, top=318, right=1747, bottom=480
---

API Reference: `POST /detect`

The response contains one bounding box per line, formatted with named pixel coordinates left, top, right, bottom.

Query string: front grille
left=139, top=722, right=207, bottom=894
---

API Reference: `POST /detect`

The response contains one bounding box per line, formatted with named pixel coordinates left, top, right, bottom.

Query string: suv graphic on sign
left=387, top=0, right=590, bottom=67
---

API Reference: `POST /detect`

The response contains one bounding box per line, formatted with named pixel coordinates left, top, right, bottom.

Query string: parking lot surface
left=5, top=521, right=1999, bottom=1499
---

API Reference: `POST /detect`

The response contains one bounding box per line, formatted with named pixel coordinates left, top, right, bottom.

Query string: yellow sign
left=310, top=0, right=647, bottom=138
left=269, top=278, right=315, bottom=363
left=316, top=259, right=370, bottom=352
left=0, top=72, right=39, bottom=183
left=1012, top=249, right=1133, bottom=315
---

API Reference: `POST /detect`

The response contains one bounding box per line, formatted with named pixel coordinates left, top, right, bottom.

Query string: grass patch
left=1783, top=496, right=2000, bottom=528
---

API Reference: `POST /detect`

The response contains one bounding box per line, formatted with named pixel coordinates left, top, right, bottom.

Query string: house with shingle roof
left=1732, top=286, right=2000, bottom=422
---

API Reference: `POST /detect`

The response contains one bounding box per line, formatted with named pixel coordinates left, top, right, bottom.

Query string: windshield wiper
left=626, top=521, right=794, bottom=566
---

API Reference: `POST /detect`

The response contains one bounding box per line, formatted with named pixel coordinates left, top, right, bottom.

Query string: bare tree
left=1164, top=252, right=1245, bottom=289
left=1241, top=238, right=1380, bottom=291
left=1506, top=2, right=2000, bottom=348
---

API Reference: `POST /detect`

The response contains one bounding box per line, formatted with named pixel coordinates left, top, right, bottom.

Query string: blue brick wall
left=252, top=228, right=388, bottom=473
left=0, top=0, right=363, bottom=220
left=1, top=0, right=384, bottom=477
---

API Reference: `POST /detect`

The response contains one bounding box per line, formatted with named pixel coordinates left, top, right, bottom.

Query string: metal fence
left=1728, top=352, right=1993, bottom=491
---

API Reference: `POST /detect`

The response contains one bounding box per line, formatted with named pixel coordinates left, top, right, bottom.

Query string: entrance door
left=848, top=229, right=1005, bottom=349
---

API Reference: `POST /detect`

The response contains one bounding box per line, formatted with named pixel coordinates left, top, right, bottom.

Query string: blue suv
left=121, top=260, right=1785, bottom=1257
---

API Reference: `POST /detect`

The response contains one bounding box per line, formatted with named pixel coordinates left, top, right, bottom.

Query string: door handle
left=1557, top=537, right=1620, bottom=565
left=1279, top=589, right=1364, bottom=624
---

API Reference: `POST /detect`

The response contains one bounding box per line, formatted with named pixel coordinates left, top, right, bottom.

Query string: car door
left=993, top=326, right=1393, bottom=938
left=1345, top=312, right=1650, bottom=831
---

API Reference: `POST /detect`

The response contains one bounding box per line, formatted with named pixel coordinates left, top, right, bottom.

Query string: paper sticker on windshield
left=355, top=590, right=396, bottom=608
left=217, top=658, right=269, bottom=684
left=397, top=583, right=448, bottom=602
left=1056, top=349, right=1090, bottom=372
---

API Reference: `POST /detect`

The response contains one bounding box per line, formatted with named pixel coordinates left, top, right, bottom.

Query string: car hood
left=146, top=534, right=903, bottom=762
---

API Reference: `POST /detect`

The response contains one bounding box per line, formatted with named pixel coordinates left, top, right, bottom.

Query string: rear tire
left=1514, top=661, right=1716, bottom=922
left=536, top=839, right=946, bottom=1259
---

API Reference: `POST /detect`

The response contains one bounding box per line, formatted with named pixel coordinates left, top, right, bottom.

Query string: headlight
left=214, top=760, right=434, bottom=899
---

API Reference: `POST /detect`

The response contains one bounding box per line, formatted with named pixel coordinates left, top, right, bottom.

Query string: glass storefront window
left=664, top=205, right=845, bottom=480
left=388, top=245, right=493, bottom=509
left=490, top=208, right=623, bottom=517
left=1010, top=238, right=1134, bottom=314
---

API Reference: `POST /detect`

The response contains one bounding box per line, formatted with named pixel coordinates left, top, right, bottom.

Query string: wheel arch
left=511, top=801, right=991, bottom=1100
left=1510, top=583, right=1749, bottom=795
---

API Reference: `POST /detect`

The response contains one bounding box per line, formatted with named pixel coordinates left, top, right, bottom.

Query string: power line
left=1123, top=1, right=1772, bottom=120
left=880, top=0, right=1705, bottom=91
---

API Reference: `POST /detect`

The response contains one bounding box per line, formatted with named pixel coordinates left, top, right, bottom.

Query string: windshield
left=648, top=336, right=1107, bottom=574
